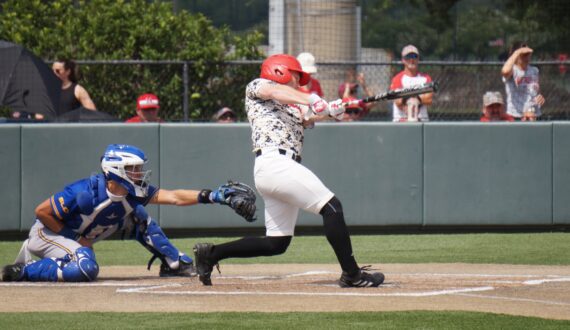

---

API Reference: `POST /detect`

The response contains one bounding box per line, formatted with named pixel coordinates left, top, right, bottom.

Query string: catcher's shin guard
left=133, top=204, right=194, bottom=275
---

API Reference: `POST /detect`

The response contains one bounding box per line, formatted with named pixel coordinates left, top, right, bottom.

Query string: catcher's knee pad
left=319, top=196, right=343, bottom=216
left=267, top=236, right=292, bottom=255
left=61, top=247, right=99, bottom=282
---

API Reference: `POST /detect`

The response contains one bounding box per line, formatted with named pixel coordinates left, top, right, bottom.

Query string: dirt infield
left=1, top=263, right=569, bottom=320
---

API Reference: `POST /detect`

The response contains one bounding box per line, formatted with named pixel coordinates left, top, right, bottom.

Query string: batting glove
left=309, top=93, right=329, bottom=115
left=328, top=99, right=346, bottom=120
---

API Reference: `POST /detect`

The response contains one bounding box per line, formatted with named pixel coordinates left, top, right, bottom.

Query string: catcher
left=1, top=144, right=256, bottom=282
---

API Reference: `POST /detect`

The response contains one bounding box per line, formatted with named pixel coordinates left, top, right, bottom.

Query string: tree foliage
left=0, top=0, right=264, bottom=121
left=361, top=0, right=569, bottom=60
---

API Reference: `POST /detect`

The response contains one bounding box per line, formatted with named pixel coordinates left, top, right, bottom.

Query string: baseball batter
left=1, top=144, right=255, bottom=282
left=194, top=54, right=385, bottom=288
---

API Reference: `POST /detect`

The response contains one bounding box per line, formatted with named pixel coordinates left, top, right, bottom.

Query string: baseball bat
left=343, top=81, right=439, bottom=107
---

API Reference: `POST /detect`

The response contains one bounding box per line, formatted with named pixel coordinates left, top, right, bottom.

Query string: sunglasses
left=404, top=53, right=419, bottom=60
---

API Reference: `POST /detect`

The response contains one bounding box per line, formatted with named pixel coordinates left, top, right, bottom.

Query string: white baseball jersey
left=245, top=78, right=334, bottom=236
left=503, top=65, right=541, bottom=118
left=246, top=78, right=305, bottom=155
left=390, top=71, right=432, bottom=122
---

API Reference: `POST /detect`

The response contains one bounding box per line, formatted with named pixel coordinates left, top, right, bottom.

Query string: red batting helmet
left=137, top=93, right=160, bottom=111
left=260, top=54, right=310, bottom=86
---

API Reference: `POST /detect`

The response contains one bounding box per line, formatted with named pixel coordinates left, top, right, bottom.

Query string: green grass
left=1, top=233, right=569, bottom=326
left=0, top=311, right=568, bottom=329
left=1, top=233, right=568, bottom=266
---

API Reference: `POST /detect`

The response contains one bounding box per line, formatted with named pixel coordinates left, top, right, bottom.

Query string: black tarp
left=56, top=107, right=119, bottom=122
left=0, top=40, right=60, bottom=120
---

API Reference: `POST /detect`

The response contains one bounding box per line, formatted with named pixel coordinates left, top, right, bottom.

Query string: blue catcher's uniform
left=15, top=174, right=191, bottom=282
left=49, top=173, right=157, bottom=242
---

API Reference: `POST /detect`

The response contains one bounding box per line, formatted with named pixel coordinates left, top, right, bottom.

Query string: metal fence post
left=183, top=62, right=189, bottom=122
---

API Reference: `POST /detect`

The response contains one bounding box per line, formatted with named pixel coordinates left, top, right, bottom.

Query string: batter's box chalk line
left=112, top=272, right=570, bottom=298
left=115, top=285, right=496, bottom=297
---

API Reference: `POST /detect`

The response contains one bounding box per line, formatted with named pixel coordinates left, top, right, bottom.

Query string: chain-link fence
left=316, top=61, right=570, bottom=121
left=77, top=60, right=569, bottom=122
left=2, top=60, right=569, bottom=122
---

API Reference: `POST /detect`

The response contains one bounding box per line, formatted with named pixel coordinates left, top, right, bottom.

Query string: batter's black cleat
left=159, top=259, right=196, bottom=278
left=339, top=266, right=384, bottom=288
left=2, top=263, right=25, bottom=282
left=193, top=243, right=219, bottom=286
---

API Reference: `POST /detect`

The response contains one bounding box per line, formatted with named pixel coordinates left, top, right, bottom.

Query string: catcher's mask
left=101, top=144, right=151, bottom=197
left=260, top=54, right=310, bottom=86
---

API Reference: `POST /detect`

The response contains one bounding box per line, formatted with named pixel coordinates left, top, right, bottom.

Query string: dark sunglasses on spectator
left=220, top=113, right=236, bottom=120
left=404, top=53, right=419, bottom=59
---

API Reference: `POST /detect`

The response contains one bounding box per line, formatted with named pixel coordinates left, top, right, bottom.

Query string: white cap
left=401, top=44, right=419, bottom=57
left=483, top=91, right=504, bottom=106
left=297, top=52, right=317, bottom=74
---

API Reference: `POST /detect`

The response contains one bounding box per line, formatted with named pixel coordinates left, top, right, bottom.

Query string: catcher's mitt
left=215, top=181, right=257, bottom=222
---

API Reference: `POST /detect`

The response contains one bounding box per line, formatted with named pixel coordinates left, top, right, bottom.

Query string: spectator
left=52, top=59, right=96, bottom=114
left=390, top=45, right=433, bottom=122
left=501, top=42, right=545, bottom=121
left=213, top=107, right=237, bottom=123
left=340, top=97, right=369, bottom=122
left=480, top=91, right=514, bottom=122
left=296, top=52, right=324, bottom=97
left=125, top=93, right=165, bottom=123
left=338, top=68, right=373, bottom=100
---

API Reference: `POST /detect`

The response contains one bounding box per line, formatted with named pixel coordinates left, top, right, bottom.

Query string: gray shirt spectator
left=503, top=65, right=541, bottom=118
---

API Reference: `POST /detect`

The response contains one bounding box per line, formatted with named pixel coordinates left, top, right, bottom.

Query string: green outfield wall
left=1, top=122, right=569, bottom=232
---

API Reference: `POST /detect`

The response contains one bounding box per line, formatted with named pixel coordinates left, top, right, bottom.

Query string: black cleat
left=193, top=243, right=219, bottom=286
left=2, top=263, right=25, bottom=282
left=339, top=266, right=384, bottom=288
left=159, top=259, right=196, bottom=278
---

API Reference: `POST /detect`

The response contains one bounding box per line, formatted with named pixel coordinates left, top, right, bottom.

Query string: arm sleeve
left=50, top=188, right=80, bottom=221
left=246, top=78, right=274, bottom=100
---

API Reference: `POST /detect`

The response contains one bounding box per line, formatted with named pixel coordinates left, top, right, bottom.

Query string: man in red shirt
left=480, top=91, right=514, bottom=122
left=125, top=93, right=165, bottom=123
left=390, top=45, right=433, bottom=122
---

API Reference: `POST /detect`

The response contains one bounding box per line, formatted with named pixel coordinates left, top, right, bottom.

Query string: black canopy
left=0, top=40, right=60, bottom=120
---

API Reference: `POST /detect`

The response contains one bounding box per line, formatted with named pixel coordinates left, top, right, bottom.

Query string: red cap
left=137, top=93, right=160, bottom=111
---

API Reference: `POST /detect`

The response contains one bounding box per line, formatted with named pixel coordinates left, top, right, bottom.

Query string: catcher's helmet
left=260, top=54, right=310, bottom=86
left=101, top=144, right=151, bottom=197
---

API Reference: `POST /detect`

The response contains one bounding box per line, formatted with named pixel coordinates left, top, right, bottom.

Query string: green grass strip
left=1, top=233, right=568, bottom=266
left=0, top=311, right=568, bottom=329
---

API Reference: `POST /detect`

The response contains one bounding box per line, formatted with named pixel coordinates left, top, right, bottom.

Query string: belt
left=255, top=148, right=302, bottom=163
